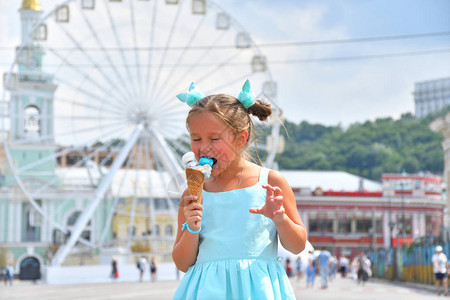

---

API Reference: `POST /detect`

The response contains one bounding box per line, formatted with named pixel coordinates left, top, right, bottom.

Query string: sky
left=1, top=0, right=449, bottom=128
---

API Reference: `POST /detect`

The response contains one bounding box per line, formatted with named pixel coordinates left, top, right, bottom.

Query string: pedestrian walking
left=338, top=255, right=349, bottom=278
left=357, top=252, right=371, bottom=286
left=295, top=256, right=302, bottom=281
left=317, top=248, right=331, bottom=289
left=150, top=257, right=158, bottom=282
left=306, top=251, right=316, bottom=288
left=172, top=80, right=307, bottom=299
left=137, top=257, right=147, bottom=282
left=432, top=245, right=448, bottom=296
left=111, top=257, right=119, bottom=280
left=285, top=257, right=293, bottom=277
left=4, top=263, right=14, bottom=286
left=329, top=254, right=338, bottom=280
left=350, top=257, right=359, bottom=281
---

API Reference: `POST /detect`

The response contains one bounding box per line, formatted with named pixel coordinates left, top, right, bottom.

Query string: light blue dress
left=173, top=168, right=295, bottom=299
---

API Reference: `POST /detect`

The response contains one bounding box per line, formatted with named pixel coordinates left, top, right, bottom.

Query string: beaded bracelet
left=182, top=222, right=201, bottom=234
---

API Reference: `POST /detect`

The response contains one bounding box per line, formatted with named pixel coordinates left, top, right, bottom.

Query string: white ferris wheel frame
left=1, top=0, right=281, bottom=267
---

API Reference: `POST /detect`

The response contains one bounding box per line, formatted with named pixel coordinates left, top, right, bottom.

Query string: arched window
left=166, top=224, right=173, bottom=236
left=24, top=105, right=41, bottom=138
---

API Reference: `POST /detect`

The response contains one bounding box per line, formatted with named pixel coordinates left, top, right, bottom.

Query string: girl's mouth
left=201, top=156, right=217, bottom=167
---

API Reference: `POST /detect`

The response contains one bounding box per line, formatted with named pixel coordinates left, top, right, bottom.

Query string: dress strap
left=259, top=168, right=270, bottom=185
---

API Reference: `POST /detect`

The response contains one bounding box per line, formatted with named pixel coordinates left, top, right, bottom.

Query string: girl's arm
left=250, top=170, right=307, bottom=254
left=172, top=190, right=203, bottom=272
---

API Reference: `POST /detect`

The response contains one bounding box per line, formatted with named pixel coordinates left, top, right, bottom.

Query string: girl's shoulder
left=245, top=164, right=288, bottom=187
left=266, top=168, right=288, bottom=186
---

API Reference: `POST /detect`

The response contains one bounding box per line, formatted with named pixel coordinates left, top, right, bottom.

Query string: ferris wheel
left=1, top=0, right=281, bottom=266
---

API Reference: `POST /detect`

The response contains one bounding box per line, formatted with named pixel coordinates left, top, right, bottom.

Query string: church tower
left=5, top=0, right=58, bottom=186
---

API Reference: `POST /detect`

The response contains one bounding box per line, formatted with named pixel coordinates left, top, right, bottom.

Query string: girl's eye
left=192, top=138, right=200, bottom=142
left=211, top=138, right=219, bottom=141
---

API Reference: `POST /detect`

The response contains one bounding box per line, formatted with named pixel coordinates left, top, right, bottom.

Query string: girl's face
left=188, top=111, right=246, bottom=175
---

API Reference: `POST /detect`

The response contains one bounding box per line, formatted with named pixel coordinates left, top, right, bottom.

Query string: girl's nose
left=199, top=141, right=211, bottom=153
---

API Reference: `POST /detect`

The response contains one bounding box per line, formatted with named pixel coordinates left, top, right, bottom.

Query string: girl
left=172, top=80, right=307, bottom=299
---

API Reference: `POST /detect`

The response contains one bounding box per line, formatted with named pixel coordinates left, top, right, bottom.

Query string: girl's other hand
left=182, top=195, right=203, bottom=231
left=249, top=184, right=285, bottom=223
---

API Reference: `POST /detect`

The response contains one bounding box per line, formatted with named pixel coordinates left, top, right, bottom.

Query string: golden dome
left=21, top=0, right=41, bottom=11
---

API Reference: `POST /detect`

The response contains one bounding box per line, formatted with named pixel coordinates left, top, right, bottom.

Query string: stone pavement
left=290, top=275, right=437, bottom=300
left=0, top=275, right=440, bottom=299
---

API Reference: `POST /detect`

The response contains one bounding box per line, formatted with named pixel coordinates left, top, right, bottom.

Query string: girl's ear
left=238, top=130, right=249, bottom=147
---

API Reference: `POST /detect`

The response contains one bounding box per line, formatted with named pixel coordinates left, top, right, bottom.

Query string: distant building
left=414, top=77, right=450, bottom=119
left=430, top=113, right=450, bottom=225
left=283, top=170, right=445, bottom=258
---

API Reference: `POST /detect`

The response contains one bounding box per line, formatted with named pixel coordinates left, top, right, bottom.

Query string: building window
left=67, top=154, right=83, bottom=166
left=375, top=219, right=382, bottom=234
left=67, top=211, right=81, bottom=226
left=166, top=224, right=173, bottom=236
left=356, top=218, right=372, bottom=233
left=154, top=198, right=169, bottom=210
left=309, top=212, right=333, bottom=233
left=337, top=213, right=353, bottom=234
left=128, top=226, right=136, bottom=237
left=397, top=214, right=412, bottom=236
left=170, top=198, right=180, bottom=208
left=66, top=211, right=92, bottom=242
left=24, top=208, right=39, bottom=242
left=24, top=106, right=41, bottom=138
left=338, top=219, right=352, bottom=233
left=426, top=215, right=442, bottom=236
left=52, top=229, right=66, bottom=245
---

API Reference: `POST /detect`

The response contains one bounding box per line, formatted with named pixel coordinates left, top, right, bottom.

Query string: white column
left=41, top=199, right=48, bottom=242
left=7, top=200, right=15, bottom=242
left=0, top=200, right=5, bottom=242
left=15, top=202, right=22, bottom=242
left=411, top=213, right=419, bottom=240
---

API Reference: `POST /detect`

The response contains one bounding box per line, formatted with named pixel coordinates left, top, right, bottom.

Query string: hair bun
left=247, top=100, right=272, bottom=121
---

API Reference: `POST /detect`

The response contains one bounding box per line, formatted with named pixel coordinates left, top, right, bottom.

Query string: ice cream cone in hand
left=185, top=168, right=205, bottom=203
left=182, top=152, right=213, bottom=204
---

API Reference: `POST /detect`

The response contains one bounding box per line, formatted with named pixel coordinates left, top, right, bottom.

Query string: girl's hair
left=186, top=94, right=272, bottom=161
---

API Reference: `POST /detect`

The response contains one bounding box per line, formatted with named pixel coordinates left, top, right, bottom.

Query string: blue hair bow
left=237, top=79, right=255, bottom=109
left=176, top=82, right=205, bottom=107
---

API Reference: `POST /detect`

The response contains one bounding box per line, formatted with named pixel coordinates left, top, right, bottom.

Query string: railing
left=366, top=243, right=447, bottom=284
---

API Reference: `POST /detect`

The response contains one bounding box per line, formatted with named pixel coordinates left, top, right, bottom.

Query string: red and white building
left=281, top=170, right=445, bottom=258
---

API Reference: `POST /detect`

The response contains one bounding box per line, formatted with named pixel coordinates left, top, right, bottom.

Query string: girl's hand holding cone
left=182, top=194, right=203, bottom=231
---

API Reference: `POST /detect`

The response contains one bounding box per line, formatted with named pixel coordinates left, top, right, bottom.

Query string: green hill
left=275, top=112, right=444, bottom=181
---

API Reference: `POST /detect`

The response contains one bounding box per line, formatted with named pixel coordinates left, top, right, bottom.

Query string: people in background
left=306, top=250, right=316, bottom=288
left=357, top=252, right=371, bottom=286
left=111, top=257, right=119, bottom=280
left=285, top=257, right=293, bottom=277
left=317, top=248, right=331, bottom=289
left=137, top=256, right=147, bottom=282
left=150, top=257, right=158, bottom=282
left=4, top=263, right=14, bottom=286
left=339, top=255, right=349, bottom=278
left=295, top=256, right=302, bottom=281
left=432, top=245, right=448, bottom=296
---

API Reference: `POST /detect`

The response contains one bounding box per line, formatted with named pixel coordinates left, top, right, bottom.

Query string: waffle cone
left=186, top=168, right=204, bottom=203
